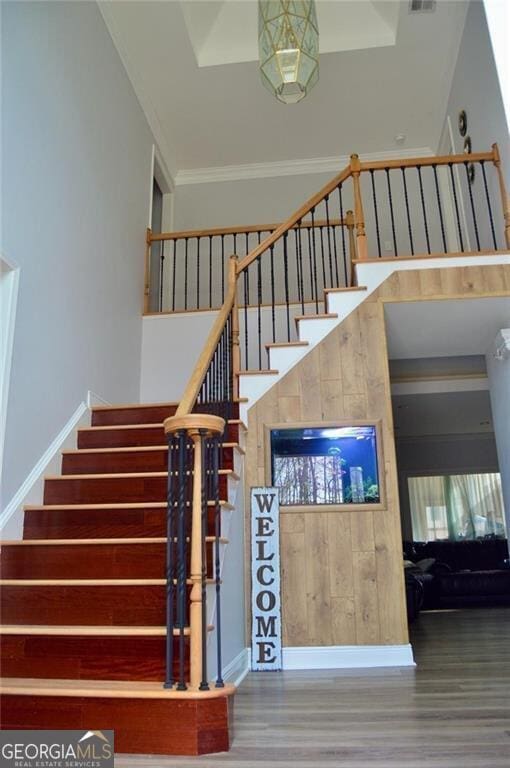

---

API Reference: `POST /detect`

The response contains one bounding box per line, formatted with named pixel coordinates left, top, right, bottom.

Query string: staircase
left=0, top=402, right=243, bottom=755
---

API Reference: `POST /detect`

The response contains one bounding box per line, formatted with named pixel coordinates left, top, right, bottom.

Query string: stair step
left=78, top=420, right=244, bottom=449
left=0, top=679, right=234, bottom=754
left=43, top=470, right=237, bottom=505
left=0, top=634, right=181, bottom=682
left=91, top=401, right=240, bottom=427
left=0, top=540, right=223, bottom=579
left=0, top=583, right=197, bottom=625
left=61, top=443, right=241, bottom=475
left=22, top=502, right=233, bottom=540
left=294, top=312, right=338, bottom=324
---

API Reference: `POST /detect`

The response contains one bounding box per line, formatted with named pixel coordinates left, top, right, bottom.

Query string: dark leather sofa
left=403, top=538, right=510, bottom=617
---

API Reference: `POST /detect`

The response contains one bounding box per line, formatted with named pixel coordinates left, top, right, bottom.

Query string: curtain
left=409, top=473, right=505, bottom=542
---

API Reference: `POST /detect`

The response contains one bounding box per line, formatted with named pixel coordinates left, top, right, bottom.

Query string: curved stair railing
left=158, top=144, right=510, bottom=693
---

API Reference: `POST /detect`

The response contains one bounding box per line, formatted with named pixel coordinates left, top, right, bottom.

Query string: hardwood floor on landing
left=117, top=607, right=510, bottom=767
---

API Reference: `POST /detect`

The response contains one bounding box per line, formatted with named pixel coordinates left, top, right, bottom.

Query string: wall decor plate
left=458, top=109, right=467, bottom=136
left=463, top=135, right=472, bottom=154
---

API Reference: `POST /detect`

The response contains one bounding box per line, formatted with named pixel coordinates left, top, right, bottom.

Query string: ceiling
left=385, top=297, right=510, bottom=360
left=98, top=0, right=469, bottom=179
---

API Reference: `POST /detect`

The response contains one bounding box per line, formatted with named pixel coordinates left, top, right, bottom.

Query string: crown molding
left=174, top=147, right=434, bottom=186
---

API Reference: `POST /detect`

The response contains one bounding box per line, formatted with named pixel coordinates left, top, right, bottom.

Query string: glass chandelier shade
left=258, top=1, right=319, bottom=104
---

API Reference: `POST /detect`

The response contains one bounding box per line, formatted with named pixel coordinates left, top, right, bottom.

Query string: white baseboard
left=0, top=400, right=92, bottom=538
left=222, top=648, right=251, bottom=687
left=282, top=644, right=415, bottom=670
left=86, top=390, right=111, bottom=408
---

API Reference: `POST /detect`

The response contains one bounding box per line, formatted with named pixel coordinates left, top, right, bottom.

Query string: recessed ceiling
left=385, top=297, right=510, bottom=359
left=99, top=0, right=469, bottom=176
left=181, top=1, right=399, bottom=68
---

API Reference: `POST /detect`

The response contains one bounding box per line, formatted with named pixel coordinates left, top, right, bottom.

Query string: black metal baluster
left=212, top=435, right=224, bottom=688
left=310, top=209, right=319, bottom=312
left=319, top=226, right=326, bottom=293
left=480, top=161, right=498, bottom=250
left=337, top=185, right=348, bottom=287
left=283, top=232, right=291, bottom=340
left=243, top=270, right=249, bottom=370
left=176, top=430, right=187, bottom=690
left=370, top=170, right=382, bottom=258
left=184, top=238, right=189, bottom=311
left=196, top=237, right=200, bottom=309
left=465, top=162, right=481, bottom=251
left=448, top=163, right=465, bottom=251
left=417, top=166, right=431, bottom=254
left=257, top=255, right=262, bottom=370
left=245, top=233, right=249, bottom=262
left=432, top=165, right=448, bottom=253
left=172, top=239, right=177, bottom=312
left=385, top=168, right=398, bottom=256
left=325, top=195, right=334, bottom=286
left=164, top=435, right=176, bottom=688
left=208, top=236, right=213, bottom=309
left=270, top=245, right=276, bottom=344
left=293, top=227, right=302, bottom=309
left=199, top=430, right=209, bottom=690
left=297, top=224, right=305, bottom=314
left=159, top=240, right=165, bottom=312
left=306, top=227, right=313, bottom=308
left=401, top=168, right=415, bottom=255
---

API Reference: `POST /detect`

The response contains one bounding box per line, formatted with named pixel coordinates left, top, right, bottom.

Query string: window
left=270, top=425, right=381, bottom=507
left=408, top=473, right=506, bottom=542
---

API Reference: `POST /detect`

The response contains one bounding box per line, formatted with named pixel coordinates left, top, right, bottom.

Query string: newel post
left=492, top=143, right=510, bottom=249
left=231, top=255, right=241, bottom=400
left=350, top=154, right=368, bottom=261
left=144, top=227, right=152, bottom=314
left=163, top=413, right=225, bottom=691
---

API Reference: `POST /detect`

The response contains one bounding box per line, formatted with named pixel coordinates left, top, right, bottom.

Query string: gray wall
left=396, top=433, right=500, bottom=541
left=1, top=1, right=154, bottom=507
left=486, top=334, right=510, bottom=539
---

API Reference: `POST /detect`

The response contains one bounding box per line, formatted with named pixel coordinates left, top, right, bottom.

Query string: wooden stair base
left=0, top=679, right=235, bottom=755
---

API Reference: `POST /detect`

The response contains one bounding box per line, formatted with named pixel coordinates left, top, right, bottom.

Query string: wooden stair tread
left=79, top=419, right=242, bottom=432
left=265, top=341, right=309, bottom=349
left=45, top=469, right=238, bottom=480
left=0, top=677, right=235, bottom=700
left=91, top=399, right=246, bottom=411
left=239, top=369, right=279, bottom=376
left=62, top=442, right=243, bottom=455
left=0, top=536, right=228, bottom=546
left=24, top=501, right=234, bottom=511
left=0, top=625, right=195, bottom=636
left=0, top=578, right=215, bottom=586
left=294, top=312, right=338, bottom=323
left=323, top=285, right=367, bottom=294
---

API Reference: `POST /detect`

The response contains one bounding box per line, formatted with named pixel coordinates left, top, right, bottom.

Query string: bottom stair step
left=0, top=678, right=235, bottom=755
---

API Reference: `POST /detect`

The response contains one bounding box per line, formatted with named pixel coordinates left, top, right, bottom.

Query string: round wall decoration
left=463, top=136, right=472, bottom=154
left=458, top=109, right=467, bottom=136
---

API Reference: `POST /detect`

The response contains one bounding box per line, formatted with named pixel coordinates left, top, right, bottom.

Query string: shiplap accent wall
left=245, top=263, right=510, bottom=648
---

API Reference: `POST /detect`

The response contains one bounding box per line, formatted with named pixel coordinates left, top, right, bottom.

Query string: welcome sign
left=251, top=487, right=282, bottom=671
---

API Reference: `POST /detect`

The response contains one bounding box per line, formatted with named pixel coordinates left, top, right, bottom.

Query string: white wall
left=1, top=2, right=155, bottom=508
left=442, top=0, right=510, bottom=248
left=486, top=331, right=510, bottom=536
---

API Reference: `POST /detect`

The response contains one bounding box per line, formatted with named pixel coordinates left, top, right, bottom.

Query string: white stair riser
left=297, top=317, right=338, bottom=345
left=268, top=345, right=307, bottom=373
left=239, top=374, right=279, bottom=413
left=326, top=291, right=367, bottom=318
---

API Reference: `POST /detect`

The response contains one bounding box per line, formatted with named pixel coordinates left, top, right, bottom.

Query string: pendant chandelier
left=258, top=1, right=319, bottom=104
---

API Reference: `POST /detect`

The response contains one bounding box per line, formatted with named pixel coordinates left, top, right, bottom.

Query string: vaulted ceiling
left=99, top=0, right=469, bottom=180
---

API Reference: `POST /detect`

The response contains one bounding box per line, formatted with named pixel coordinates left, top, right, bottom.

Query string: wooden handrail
left=359, top=149, right=496, bottom=172
left=176, top=255, right=238, bottom=416
left=149, top=218, right=347, bottom=243
left=236, top=165, right=353, bottom=273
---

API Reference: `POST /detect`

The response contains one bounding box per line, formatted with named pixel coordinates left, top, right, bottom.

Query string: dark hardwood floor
left=118, top=607, right=510, bottom=767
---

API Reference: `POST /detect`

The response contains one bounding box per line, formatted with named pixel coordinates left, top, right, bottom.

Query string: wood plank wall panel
left=245, top=264, right=510, bottom=648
